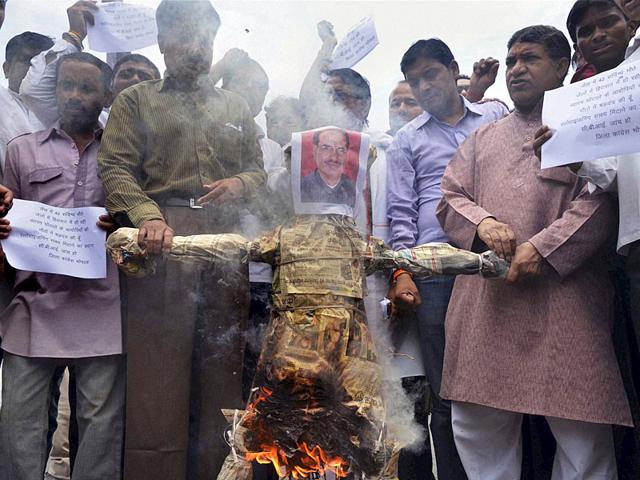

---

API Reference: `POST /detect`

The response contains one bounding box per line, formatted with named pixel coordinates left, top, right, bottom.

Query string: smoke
left=363, top=274, right=426, bottom=453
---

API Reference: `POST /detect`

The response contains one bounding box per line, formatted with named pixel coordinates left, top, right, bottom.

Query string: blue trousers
left=415, top=276, right=467, bottom=480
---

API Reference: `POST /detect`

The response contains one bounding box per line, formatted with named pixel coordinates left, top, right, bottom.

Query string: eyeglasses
left=319, top=144, right=347, bottom=155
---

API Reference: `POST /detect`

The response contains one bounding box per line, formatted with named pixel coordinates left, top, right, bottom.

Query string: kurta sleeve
left=528, top=185, right=616, bottom=278
left=436, top=132, right=494, bottom=250
left=386, top=130, right=418, bottom=250
left=97, top=90, right=164, bottom=227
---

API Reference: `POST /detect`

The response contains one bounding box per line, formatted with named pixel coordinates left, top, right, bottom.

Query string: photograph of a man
left=301, top=128, right=356, bottom=207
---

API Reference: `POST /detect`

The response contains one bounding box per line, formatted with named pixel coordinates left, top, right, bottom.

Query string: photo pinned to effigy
left=292, top=126, right=369, bottom=215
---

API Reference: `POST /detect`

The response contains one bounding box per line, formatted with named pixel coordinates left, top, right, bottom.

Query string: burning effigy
left=106, top=128, right=508, bottom=479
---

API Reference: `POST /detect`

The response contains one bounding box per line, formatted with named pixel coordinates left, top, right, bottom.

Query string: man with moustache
left=532, top=1, right=640, bottom=476
left=436, top=25, right=631, bottom=479
left=0, top=52, right=123, bottom=480
left=386, top=38, right=507, bottom=480
left=97, top=1, right=265, bottom=479
left=567, top=0, right=636, bottom=76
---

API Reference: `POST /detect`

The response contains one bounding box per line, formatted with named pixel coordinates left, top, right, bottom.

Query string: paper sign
left=1, top=199, right=107, bottom=279
left=87, top=2, right=157, bottom=53
left=541, top=58, right=640, bottom=168
left=331, top=17, right=379, bottom=70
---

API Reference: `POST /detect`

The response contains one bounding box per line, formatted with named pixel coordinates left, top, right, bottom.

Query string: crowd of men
left=0, top=0, right=638, bottom=479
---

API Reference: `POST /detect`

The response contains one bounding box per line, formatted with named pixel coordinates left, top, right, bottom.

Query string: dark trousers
left=244, top=281, right=278, bottom=480
left=617, top=241, right=640, bottom=479
left=397, top=376, right=435, bottom=480
left=122, top=207, right=249, bottom=480
left=415, top=277, right=467, bottom=480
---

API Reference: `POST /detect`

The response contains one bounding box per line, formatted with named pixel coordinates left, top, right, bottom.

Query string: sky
left=1, top=0, right=578, bottom=131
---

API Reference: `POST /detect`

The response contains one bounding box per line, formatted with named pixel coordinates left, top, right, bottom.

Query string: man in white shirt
left=0, top=32, right=53, bottom=168
left=20, top=1, right=160, bottom=129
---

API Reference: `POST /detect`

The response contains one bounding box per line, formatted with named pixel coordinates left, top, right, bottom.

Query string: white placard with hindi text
left=331, top=17, right=379, bottom=70
left=87, top=2, right=157, bottom=53
left=541, top=58, right=640, bottom=168
left=1, top=199, right=107, bottom=279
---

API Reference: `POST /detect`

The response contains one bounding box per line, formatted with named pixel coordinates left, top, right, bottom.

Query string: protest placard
left=331, top=17, right=379, bottom=70
left=541, top=58, right=640, bottom=169
left=1, top=199, right=108, bottom=279
left=87, top=2, right=157, bottom=53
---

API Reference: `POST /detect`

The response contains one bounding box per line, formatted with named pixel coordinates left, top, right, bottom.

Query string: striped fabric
left=97, top=76, right=265, bottom=226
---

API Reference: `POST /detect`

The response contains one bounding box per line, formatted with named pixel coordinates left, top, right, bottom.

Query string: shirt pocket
left=28, top=167, right=64, bottom=184
left=26, top=167, right=66, bottom=203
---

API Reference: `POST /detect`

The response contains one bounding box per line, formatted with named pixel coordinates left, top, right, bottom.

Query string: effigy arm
left=106, top=227, right=251, bottom=277
left=365, top=239, right=508, bottom=278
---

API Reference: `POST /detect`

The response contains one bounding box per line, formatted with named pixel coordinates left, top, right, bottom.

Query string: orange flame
left=244, top=386, right=350, bottom=478
left=246, top=442, right=349, bottom=478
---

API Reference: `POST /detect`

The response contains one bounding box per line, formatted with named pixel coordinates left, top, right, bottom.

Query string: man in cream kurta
left=436, top=25, right=632, bottom=480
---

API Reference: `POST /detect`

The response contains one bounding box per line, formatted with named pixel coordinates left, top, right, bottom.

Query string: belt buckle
left=189, top=198, right=203, bottom=209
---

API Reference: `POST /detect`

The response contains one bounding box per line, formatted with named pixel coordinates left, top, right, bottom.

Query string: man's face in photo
left=313, top=129, right=348, bottom=186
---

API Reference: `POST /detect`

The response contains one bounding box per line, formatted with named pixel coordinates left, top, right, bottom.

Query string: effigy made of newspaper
left=107, top=216, right=507, bottom=480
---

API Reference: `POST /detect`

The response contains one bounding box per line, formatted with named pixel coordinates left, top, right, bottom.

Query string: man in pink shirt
left=0, top=52, right=122, bottom=480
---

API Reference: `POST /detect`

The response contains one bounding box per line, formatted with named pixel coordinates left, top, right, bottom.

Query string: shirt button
left=74, top=161, right=79, bottom=166
left=77, top=181, right=83, bottom=186
left=525, top=136, right=531, bottom=141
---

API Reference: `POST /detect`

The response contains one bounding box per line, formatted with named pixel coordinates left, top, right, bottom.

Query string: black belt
left=160, top=197, right=203, bottom=209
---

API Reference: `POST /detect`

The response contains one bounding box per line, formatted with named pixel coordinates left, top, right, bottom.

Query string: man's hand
left=96, top=214, right=116, bottom=234
left=0, top=184, right=13, bottom=218
left=477, top=217, right=517, bottom=261
left=0, top=218, right=11, bottom=240
left=505, top=241, right=544, bottom=284
left=467, top=57, right=500, bottom=102
left=67, top=0, right=98, bottom=41
left=533, top=125, right=553, bottom=160
left=317, top=20, right=337, bottom=47
left=387, top=273, right=421, bottom=319
left=197, top=178, right=245, bottom=206
left=138, top=219, right=174, bottom=255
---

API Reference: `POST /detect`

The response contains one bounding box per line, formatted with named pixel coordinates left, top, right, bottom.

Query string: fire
left=246, top=442, right=349, bottom=478
left=244, top=386, right=350, bottom=478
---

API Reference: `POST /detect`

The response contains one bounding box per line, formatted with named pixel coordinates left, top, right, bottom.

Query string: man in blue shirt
left=386, top=38, right=507, bottom=479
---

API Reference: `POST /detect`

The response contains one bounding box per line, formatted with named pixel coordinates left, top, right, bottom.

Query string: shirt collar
left=36, top=121, right=103, bottom=145
left=158, top=74, right=218, bottom=96
left=414, top=95, right=482, bottom=129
